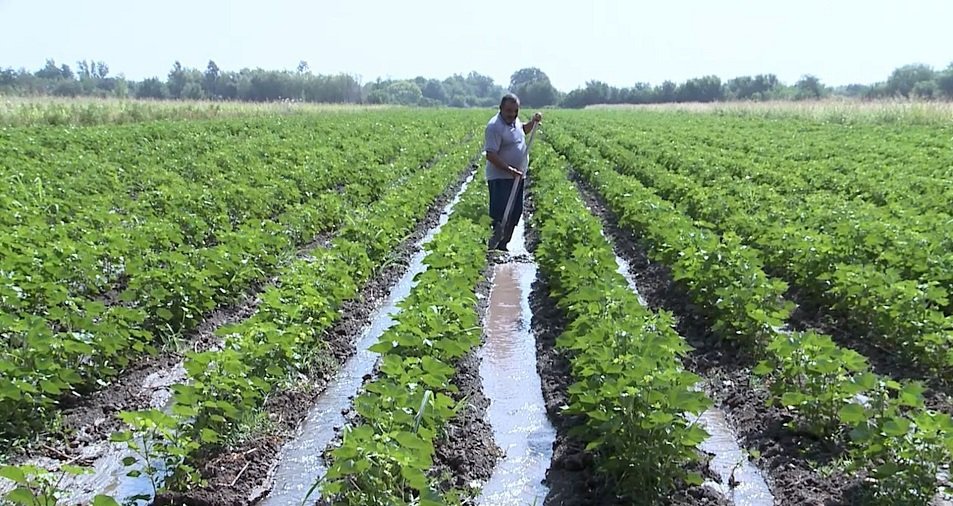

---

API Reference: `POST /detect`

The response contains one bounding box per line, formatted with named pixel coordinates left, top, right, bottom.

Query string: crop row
left=547, top=129, right=953, bottom=504
left=111, top=136, right=484, bottom=497
left=321, top=166, right=491, bottom=505
left=0, top=114, right=470, bottom=440
left=563, top=122, right=953, bottom=373
left=530, top=140, right=711, bottom=501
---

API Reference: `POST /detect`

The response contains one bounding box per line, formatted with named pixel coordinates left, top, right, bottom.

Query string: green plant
left=531, top=142, right=711, bottom=500
left=0, top=464, right=118, bottom=506
left=111, top=409, right=203, bottom=494
left=840, top=380, right=953, bottom=504
left=321, top=166, right=490, bottom=505
left=115, top=134, right=484, bottom=496
left=544, top=120, right=953, bottom=501
left=754, top=331, right=870, bottom=436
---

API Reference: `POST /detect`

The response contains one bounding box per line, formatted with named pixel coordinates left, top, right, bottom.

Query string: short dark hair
left=500, top=93, right=520, bottom=109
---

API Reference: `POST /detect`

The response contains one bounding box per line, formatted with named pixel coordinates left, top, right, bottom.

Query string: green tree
left=626, top=82, right=655, bottom=104
left=795, top=74, right=824, bottom=100
left=136, top=77, right=168, bottom=99
left=521, top=80, right=558, bottom=107
left=35, top=59, right=67, bottom=80
left=836, top=84, right=871, bottom=98
left=113, top=77, right=129, bottom=98
left=726, top=74, right=780, bottom=100
left=655, top=80, right=677, bottom=102
left=510, top=67, right=547, bottom=90
left=303, top=73, right=361, bottom=103
left=560, top=88, right=589, bottom=108
left=181, top=81, right=205, bottom=100
left=216, top=71, right=239, bottom=100
left=886, top=64, right=935, bottom=97
left=509, top=67, right=558, bottom=107
left=92, top=61, right=109, bottom=79
left=167, top=61, right=187, bottom=98
left=677, top=75, right=723, bottom=102
left=52, top=80, right=82, bottom=97
left=0, top=68, right=19, bottom=90
left=386, top=80, right=422, bottom=105
left=911, top=80, right=938, bottom=99
left=467, top=71, right=497, bottom=97
left=421, top=79, right=447, bottom=102
left=76, top=60, right=91, bottom=80
left=936, top=63, right=953, bottom=98
left=204, top=60, right=220, bottom=97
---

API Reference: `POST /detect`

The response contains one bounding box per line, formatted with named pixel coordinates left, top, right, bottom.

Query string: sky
left=1, top=0, right=951, bottom=91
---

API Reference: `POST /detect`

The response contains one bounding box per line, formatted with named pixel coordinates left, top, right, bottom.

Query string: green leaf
left=400, top=465, right=428, bottom=490
left=838, top=403, right=867, bottom=425
left=854, top=372, right=878, bottom=391
left=882, top=417, right=911, bottom=437
left=93, top=495, right=122, bottom=506
left=200, top=428, right=221, bottom=443
left=110, top=431, right=133, bottom=443
left=61, top=464, right=91, bottom=476
left=0, top=382, right=22, bottom=400
left=684, top=471, right=704, bottom=486
left=781, top=391, right=807, bottom=407
left=5, top=487, right=37, bottom=506
left=898, top=382, right=925, bottom=408
left=395, top=431, right=432, bottom=452
left=39, top=380, right=63, bottom=395
left=0, top=466, right=27, bottom=484
left=752, top=360, right=773, bottom=376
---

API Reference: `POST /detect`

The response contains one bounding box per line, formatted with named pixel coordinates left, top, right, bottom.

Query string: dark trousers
left=488, top=178, right=523, bottom=248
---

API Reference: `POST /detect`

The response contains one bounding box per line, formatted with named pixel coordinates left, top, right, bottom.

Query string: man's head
left=499, top=93, right=520, bottom=124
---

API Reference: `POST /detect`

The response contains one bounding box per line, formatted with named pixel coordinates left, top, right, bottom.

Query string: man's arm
left=522, top=112, right=543, bottom=134
left=486, top=151, right=523, bottom=177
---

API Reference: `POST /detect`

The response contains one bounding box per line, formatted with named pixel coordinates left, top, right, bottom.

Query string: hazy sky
left=2, top=0, right=951, bottom=90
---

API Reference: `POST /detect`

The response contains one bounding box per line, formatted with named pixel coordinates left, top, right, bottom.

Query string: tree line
left=2, top=59, right=952, bottom=108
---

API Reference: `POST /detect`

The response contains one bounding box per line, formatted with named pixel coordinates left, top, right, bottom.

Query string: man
left=484, top=93, right=542, bottom=251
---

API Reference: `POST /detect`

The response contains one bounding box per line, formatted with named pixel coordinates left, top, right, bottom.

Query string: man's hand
left=507, top=166, right=524, bottom=178
left=523, top=112, right=543, bottom=134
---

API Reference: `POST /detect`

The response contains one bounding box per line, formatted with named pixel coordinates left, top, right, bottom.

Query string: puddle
left=936, top=470, right=953, bottom=506
left=258, top=172, right=475, bottom=506
left=687, top=408, right=773, bottom=505
left=0, top=367, right=185, bottom=505
left=142, top=364, right=187, bottom=408
left=604, top=229, right=647, bottom=307
left=477, top=220, right=555, bottom=506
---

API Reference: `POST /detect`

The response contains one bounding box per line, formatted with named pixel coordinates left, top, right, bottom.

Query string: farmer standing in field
left=484, top=93, right=542, bottom=251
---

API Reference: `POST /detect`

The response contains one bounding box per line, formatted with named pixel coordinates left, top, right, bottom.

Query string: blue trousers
left=488, top=178, right=523, bottom=248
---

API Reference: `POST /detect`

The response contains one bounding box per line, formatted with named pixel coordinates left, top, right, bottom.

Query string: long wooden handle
left=500, top=173, right=522, bottom=227
left=524, top=123, right=538, bottom=161
left=500, top=123, right=538, bottom=226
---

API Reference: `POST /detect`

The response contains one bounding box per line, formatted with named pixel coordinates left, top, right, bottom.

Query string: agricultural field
left=0, top=103, right=951, bottom=506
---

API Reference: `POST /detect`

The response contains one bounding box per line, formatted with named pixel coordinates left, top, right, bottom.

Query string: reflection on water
left=478, top=220, right=555, bottom=506
left=688, top=408, right=774, bottom=505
